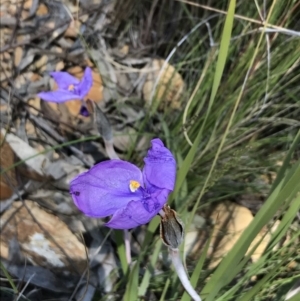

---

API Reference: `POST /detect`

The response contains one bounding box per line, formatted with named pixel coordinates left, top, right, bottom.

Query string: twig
left=176, top=0, right=300, bottom=37
left=16, top=272, right=35, bottom=301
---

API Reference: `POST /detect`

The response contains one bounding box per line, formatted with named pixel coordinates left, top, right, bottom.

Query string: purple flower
left=38, top=67, right=93, bottom=115
left=70, top=138, right=176, bottom=229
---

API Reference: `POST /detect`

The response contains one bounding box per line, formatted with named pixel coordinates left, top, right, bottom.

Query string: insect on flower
left=70, top=138, right=176, bottom=229
left=37, top=67, right=93, bottom=116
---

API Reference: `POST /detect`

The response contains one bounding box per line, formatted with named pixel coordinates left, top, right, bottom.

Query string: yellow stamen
left=129, top=180, right=140, bottom=192
left=68, top=84, right=75, bottom=91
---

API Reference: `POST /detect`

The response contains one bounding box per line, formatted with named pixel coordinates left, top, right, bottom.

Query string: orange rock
left=208, top=201, right=254, bottom=268
left=142, top=59, right=185, bottom=110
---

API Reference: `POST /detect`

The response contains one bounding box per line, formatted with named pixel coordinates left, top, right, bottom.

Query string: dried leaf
left=90, top=48, right=118, bottom=102
left=36, top=3, right=48, bottom=16
left=0, top=200, right=86, bottom=273
left=3, top=261, right=75, bottom=292
left=64, top=19, right=80, bottom=38
left=14, top=46, right=23, bottom=67
left=34, top=54, right=48, bottom=71
left=93, top=102, right=113, bottom=141
left=2, top=129, right=50, bottom=181
left=18, top=49, right=35, bottom=71
left=47, top=159, right=87, bottom=189
left=0, top=133, right=17, bottom=200
left=113, top=128, right=150, bottom=152
left=55, top=60, right=65, bottom=71
left=24, top=0, right=33, bottom=10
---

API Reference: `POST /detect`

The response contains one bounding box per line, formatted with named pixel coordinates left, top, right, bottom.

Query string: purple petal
left=143, top=138, right=176, bottom=191
left=38, top=90, right=78, bottom=103
left=77, top=67, right=93, bottom=98
left=50, top=71, right=80, bottom=90
left=79, top=105, right=90, bottom=117
left=70, top=160, right=144, bottom=218
left=150, top=188, right=170, bottom=210
left=105, top=199, right=154, bottom=229
left=105, top=188, right=170, bottom=229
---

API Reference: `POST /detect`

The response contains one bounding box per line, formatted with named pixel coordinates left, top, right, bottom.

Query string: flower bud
left=160, top=205, right=184, bottom=250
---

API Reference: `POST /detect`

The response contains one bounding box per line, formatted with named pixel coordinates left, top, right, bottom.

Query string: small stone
left=142, top=59, right=185, bottom=110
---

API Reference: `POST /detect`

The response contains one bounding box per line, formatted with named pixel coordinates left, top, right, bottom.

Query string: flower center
left=129, top=180, right=141, bottom=192
left=68, top=84, right=75, bottom=91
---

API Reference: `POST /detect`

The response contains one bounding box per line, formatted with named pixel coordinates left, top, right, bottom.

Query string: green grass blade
left=138, top=240, right=162, bottom=297
left=267, top=194, right=300, bottom=251
left=201, top=160, right=300, bottom=300
left=270, top=129, right=300, bottom=194
left=171, top=0, right=236, bottom=203
left=0, top=261, right=18, bottom=294
left=123, top=260, right=139, bottom=301
left=115, top=230, right=128, bottom=275
left=238, top=265, right=279, bottom=301
left=286, top=292, right=300, bottom=301
left=159, top=278, right=171, bottom=301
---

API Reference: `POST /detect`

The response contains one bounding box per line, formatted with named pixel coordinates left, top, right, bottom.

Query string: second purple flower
left=38, top=67, right=93, bottom=116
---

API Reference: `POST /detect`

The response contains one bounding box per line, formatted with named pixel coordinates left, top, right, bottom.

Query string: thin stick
left=177, top=0, right=300, bottom=37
